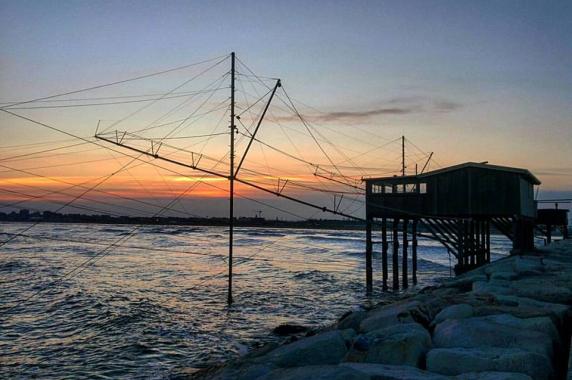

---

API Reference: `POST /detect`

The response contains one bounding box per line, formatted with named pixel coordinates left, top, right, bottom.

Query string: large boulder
left=256, top=329, right=352, bottom=368
left=512, top=256, right=545, bottom=276
left=341, top=362, right=449, bottom=379
left=209, top=363, right=275, bottom=380
left=257, top=364, right=365, bottom=380
left=494, top=295, right=570, bottom=324
left=432, top=304, right=474, bottom=325
left=432, top=316, right=554, bottom=359
left=426, top=347, right=552, bottom=380
left=454, top=372, right=532, bottom=380
left=350, top=322, right=431, bottom=366
left=476, top=314, right=559, bottom=343
left=509, top=276, right=572, bottom=304
left=359, top=300, right=420, bottom=332
left=471, top=281, right=514, bottom=296
left=338, top=310, right=368, bottom=331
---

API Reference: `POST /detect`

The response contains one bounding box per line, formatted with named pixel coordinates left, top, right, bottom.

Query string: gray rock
left=494, top=295, right=570, bottom=324
left=454, top=372, right=532, bottom=380
left=432, top=316, right=553, bottom=359
left=442, top=274, right=488, bottom=290
left=338, top=311, right=368, bottom=331
left=512, top=257, right=544, bottom=275
left=510, top=277, right=572, bottom=304
left=490, top=271, right=519, bottom=281
left=359, top=300, right=420, bottom=332
left=257, top=329, right=350, bottom=367
left=360, top=323, right=431, bottom=366
left=341, top=362, right=450, bottom=379
left=477, top=314, right=559, bottom=343
left=210, top=364, right=275, bottom=380
left=258, top=364, right=365, bottom=380
left=472, top=281, right=514, bottom=296
left=433, top=304, right=474, bottom=325
left=427, top=347, right=552, bottom=380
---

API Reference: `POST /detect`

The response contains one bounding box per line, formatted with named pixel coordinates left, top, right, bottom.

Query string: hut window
left=384, top=185, right=393, bottom=194
left=419, top=183, right=427, bottom=193
left=372, top=184, right=383, bottom=194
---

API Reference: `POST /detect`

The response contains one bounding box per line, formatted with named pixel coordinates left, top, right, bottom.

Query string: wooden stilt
left=412, top=219, right=418, bottom=285
left=381, top=217, right=388, bottom=291
left=485, top=219, right=491, bottom=262
left=366, top=217, right=373, bottom=294
left=475, top=220, right=481, bottom=265
left=392, top=218, right=399, bottom=290
left=402, top=218, right=409, bottom=289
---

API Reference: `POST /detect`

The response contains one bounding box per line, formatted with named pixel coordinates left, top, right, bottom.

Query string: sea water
left=0, top=222, right=513, bottom=378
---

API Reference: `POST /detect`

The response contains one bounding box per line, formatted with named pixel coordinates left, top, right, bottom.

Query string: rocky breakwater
left=196, top=240, right=572, bottom=380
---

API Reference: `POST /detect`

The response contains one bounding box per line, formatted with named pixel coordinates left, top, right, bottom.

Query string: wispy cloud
left=273, top=96, right=463, bottom=124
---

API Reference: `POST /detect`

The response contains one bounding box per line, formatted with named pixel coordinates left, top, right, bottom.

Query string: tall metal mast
left=401, top=135, right=405, bottom=177
left=228, top=52, right=236, bottom=305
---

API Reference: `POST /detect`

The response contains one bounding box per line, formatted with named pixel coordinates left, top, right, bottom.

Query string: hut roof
left=364, top=162, right=541, bottom=185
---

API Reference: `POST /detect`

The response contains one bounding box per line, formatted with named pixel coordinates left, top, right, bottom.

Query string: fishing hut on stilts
left=363, top=162, right=541, bottom=293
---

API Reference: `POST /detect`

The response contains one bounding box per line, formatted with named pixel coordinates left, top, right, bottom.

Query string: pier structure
left=536, top=206, right=570, bottom=244
left=364, top=162, right=541, bottom=293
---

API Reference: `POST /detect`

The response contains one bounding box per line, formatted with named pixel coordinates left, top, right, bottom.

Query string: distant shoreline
left=0, top=211, right=366, bottom=231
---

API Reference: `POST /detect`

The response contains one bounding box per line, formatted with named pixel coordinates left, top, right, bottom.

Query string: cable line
left=1, top=54, right=229, bottom=109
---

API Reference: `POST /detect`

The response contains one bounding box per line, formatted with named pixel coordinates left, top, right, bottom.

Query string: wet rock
left=257, top=329, right=350, bottom=367
left=490, top=271, right=518, bottom=281
left=209, top=363, right=276, bottom=380
left=512, top=256, right=545, bottom=275
left=432, top=316, right=553, bottom=359
left=433, top=304, right=474, bottom=325
left=359, top=322, right=432, bottom=366
left=342, top=362, right=449, bottom=379
left=442, top=274, right=487, bottom=291
left=454, top=372, right=532, bottom=380
left=359, top=300, right=420, bottom=332
left=509, top=277, right=572, bottom=304
left=338, top=311, right=368, bottom=331
left=471, top=281, right=514, bottom=296
left=476, top=314, right=559, bottom=343
left=258, top=364, right=364, bottom=380
left=494, top=295, right=570, bottom=324
left=273, top=324, right=309, bottom=336
left=353, top=335, right=369, bottom=352
left=426, top=347, right=552, bottom=380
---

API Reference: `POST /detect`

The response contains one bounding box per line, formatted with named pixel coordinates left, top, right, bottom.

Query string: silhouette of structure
left=364, top=162, right=541, bottom=293
left=536, top=207, right=569, bottom=243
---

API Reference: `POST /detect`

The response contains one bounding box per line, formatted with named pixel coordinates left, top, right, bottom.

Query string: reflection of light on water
left=0, top=222, right=513, bottom=378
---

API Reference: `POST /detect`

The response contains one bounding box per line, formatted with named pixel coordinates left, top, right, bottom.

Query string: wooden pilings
left=455, top=218, right=491, bottom=274
left=381, top=218, right=388, bottom=291
left=412, top=219, right=418, bottom=284
left=365, top=217, right=373, bottom=294
left=364, top=217, right=420, bottom=293
left=402, top=219, right=409, bottom=289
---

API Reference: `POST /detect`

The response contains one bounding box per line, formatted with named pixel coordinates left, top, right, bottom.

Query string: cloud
left=310, top=106, right=419, bottom=122
left=271, top=96, right=463, bottom=124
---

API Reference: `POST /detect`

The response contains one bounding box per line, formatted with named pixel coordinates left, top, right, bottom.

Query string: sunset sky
left=1, top=0, right=571, bottom=219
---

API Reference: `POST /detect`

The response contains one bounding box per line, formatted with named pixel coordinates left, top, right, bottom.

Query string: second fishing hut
left=363, top=162, right=541, bottom=292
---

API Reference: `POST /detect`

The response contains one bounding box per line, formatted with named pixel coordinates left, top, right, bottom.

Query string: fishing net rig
left=0, top=52, right=440, bottom=312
